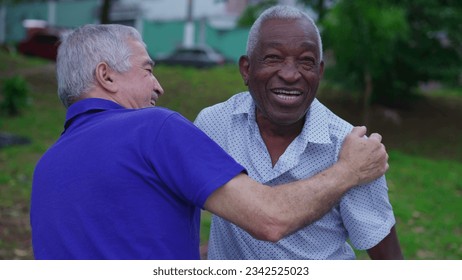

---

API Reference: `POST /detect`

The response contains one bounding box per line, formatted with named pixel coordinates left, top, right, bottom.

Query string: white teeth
left=274, top=90, right=302, bottom=95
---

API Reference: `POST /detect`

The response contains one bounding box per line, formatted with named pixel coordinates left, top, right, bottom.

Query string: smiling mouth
left=150, top=93, right=159, bottom=106
left=273, top=89, right=302, bottom=100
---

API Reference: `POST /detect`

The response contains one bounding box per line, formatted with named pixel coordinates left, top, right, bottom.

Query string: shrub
left=0, top=76, right=31, bottom=116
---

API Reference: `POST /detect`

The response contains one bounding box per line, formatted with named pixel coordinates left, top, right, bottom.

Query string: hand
left=338, top=126, right=389, bottom=186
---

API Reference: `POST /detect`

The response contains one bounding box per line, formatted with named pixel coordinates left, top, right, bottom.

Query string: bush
left=0, top=76, right=31, bottom=116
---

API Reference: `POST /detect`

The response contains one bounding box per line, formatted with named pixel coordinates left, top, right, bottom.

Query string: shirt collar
left=231, top=92, right=332, bottom=145
left=232, top=92, right=255, bottom=117
left=303, top=99, right=332, bottom=145
left=64, top=98, right=124, bottom=130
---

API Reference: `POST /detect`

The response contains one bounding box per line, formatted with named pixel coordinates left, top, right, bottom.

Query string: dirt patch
left=0, top=204, right=33, bottom=260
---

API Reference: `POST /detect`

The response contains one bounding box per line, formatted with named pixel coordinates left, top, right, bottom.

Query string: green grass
left=0, top=51, right=64, bottom=259
left=0, top=52, right=461, bottom=259
left=354, top=151, right=462, bottom=259
left=386, top=151, right=462, bottom=259
left=154, top=64, right=247, bottom=121
left=422, top=86, right=462, bottom=99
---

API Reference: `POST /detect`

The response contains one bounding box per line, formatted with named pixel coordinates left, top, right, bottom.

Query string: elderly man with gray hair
left=31, top=23, right=390, bottom=259
left=195, top=5, right=403, bottom=259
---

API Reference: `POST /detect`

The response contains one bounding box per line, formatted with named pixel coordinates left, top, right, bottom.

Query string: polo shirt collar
left=64, top=98, right=124, bottom=131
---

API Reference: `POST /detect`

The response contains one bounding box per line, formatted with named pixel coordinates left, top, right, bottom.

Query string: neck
left=256, top=113, right=305, bottom=167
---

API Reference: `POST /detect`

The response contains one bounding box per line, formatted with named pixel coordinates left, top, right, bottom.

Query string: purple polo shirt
left=31, top=98, right=244, bottom=259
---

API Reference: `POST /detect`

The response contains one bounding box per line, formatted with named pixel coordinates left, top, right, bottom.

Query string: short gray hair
left=246, top=5, right=323, bottom=60
left=57, top=24, right=144, bottom=108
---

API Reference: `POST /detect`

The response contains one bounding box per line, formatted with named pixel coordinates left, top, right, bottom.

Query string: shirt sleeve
left=340, top=175, right=396, bottom=250
left=150, top=112, right=245, bottom=208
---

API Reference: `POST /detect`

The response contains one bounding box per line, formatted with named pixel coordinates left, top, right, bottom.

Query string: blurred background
left=0, top=0, right=461, bottom=260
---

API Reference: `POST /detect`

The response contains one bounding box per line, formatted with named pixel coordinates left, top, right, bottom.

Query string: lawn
left=0, top=51, right=461, bottom=259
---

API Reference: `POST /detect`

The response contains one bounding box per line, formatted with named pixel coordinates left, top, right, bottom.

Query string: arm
left=367, top=226, right=404, bottom=259
left=204, top=126, right=389, bottom=242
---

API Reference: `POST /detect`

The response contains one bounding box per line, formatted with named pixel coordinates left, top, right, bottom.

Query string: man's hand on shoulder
left=337, top=126, right=389, bottom=186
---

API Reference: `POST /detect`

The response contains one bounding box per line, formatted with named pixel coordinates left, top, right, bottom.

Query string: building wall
left=55, top=0, right=99, bottom=28
left=142, top=20, right=185, bottom=57
left=205, top=25, right=248, bottom=62
left=4, top=2, right=48, bottom=43
left=3, top=0, right=248, bottom=62
left=3, top=0, right=99, bottom=43
left=143, top=19, right=248, bottom=62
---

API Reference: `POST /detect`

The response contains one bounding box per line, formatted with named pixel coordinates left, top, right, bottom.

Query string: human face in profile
left=115, top=39, right=164, bottom=109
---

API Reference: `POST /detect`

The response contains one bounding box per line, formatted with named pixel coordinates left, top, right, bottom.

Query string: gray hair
left=57, top=24, right=144, bottom=108
left=246, top=5, right=323, bottom=60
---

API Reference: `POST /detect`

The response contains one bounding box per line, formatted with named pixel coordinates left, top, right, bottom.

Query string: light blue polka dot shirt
left=195, top=92, right=396, bottom=260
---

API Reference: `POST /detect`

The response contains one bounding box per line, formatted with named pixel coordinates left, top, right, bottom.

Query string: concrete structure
left=1, top=0, right=302, bottom=62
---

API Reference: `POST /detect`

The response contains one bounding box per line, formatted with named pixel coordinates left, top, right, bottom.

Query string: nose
left=153, top=76, right=164, bottom=96
left=278, top=59, right=301, bottom=83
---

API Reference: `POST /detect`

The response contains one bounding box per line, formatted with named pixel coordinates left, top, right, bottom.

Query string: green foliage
left=0, top=76, right=31, bottom=116
left=374, top=0, right=462, bottom=106
left=320, top=0, right=462, bottom=107
left=236, top=0, right=277, bottom=27
left=297, top=0, right=332, bottom=21
left=322, top=0, right=408, bottom=105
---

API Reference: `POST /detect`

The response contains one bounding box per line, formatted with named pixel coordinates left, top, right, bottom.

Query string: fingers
left=369, top=132, right=382, bottom=142
left=352, top=127, right=382, bottom=142
left=350, top=126, right=367, bottom=137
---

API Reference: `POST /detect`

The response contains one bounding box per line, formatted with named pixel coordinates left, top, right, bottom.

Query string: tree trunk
left=316, top=0, right=326, bottom=22
left=362, top=70, right=373, bottom=126
left=100, top=0, right=111, bottom=24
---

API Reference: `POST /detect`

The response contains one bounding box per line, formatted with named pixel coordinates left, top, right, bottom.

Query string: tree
left=322, top=0, right=408, bottom=124
left=319, top=0, right=461, bottom=111
left=374, top=0, right=462, bottom=106
left=100, top=0, right=111, bottom=24
left=236, top=0, right=277, bottom=27
left=297, top=0, right=335, bottom=22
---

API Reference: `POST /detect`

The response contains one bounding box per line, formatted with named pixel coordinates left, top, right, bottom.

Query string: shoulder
left=304, top=99, right=359, bottom=158
left=116, top=107, right=194, bottom=140
left=132, top=106, right=177, bottom=118
left=309, top=99, right=353, bottom=141
left=195, top=92, right=251, bottom=127
left=125, top=106, right=186, bottom=126
left=198, top=92, right=250, bottom=117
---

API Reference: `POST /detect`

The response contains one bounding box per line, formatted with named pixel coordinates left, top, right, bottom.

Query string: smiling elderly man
left=195, top=5, right=403, bottom=260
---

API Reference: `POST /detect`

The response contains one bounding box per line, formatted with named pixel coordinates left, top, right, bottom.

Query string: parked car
left=17, top=32, right=61, bottom=61
left=155, top=45, right=231, bottom=68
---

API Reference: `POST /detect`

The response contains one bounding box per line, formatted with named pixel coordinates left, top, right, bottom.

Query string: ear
left=95, top=62, right=117, bottom=93
left=238, top=55, right=250, bottom=86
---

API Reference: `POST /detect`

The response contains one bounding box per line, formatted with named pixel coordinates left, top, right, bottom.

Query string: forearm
left=367, top=226, right=404, bottom=259
left=205, top=126, right=389, bottom=242
left=205, top=162, right=358, bottom=242
left=259, top=161, right=359, bottom=241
